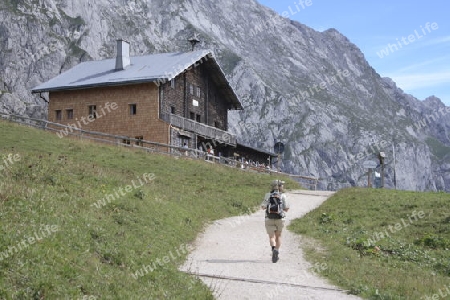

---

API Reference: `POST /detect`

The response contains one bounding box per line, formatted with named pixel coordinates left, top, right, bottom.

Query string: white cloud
left=388, top=71, right=450, bottom=90
left=396, top=55, right=450, bottom=72
left=423, top=35, right=450, bottom=46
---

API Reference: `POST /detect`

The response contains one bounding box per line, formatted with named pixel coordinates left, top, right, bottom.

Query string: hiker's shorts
left=264, top=218, right=285, bottom=235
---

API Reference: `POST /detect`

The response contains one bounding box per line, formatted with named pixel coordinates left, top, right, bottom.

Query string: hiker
left=261, top=179, right=289, bottom=263
left=206, top=146, right=214, bottom=161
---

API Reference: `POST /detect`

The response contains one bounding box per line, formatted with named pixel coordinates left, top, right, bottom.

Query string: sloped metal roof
left=32, top=49, right=242, bottom=110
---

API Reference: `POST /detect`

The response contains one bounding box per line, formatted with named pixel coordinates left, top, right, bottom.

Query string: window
left=190, top=112, right=195, bottom=120
left=170, top=106, right=176, bottom=114
left=170, top=79, right=175, bottom=89
left=66, top=109, right=73, bottom=120
left=190, top=84, right=194, bottom=95
left=88, top=105, right=97, bottom=119
left=214, top=121, right=220, bottom=128
left=129, top=104, right=137, bottom=115
left=122, top=139, right=131, bottom=145
left=196, top=114, right=201, bottom=122
left=135, top=136, right=144, bottom=147
left=196, top=86, right=201, bottom=98
left=55, top=110, right=62, bottom=121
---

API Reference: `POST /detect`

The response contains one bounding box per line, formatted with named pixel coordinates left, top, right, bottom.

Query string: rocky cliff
left=1, top=0, right=449, bottom=191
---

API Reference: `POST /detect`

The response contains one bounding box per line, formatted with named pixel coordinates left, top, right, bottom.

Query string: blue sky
left=256, top=0, right=450, bottom=106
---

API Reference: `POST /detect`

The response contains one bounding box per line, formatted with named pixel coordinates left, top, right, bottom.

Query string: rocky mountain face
left=1, top=0, right=449, bottom=191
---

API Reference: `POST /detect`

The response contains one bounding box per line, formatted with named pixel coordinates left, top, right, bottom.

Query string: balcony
left=161, top=113, right=237, bottom=146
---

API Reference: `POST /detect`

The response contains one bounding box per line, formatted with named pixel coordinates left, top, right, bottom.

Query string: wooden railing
left=160, top=113, right=237, bottom=146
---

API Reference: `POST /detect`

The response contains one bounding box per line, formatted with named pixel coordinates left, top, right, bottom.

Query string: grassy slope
left=290, top=188, right=450, bottom=300
left=0, top=120, right=298, bottom=299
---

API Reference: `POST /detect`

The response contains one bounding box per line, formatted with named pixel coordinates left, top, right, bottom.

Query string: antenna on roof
left=188, top=34, right=200, bottom=51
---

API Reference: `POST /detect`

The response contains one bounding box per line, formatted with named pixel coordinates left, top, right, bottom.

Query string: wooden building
left=32, top=39, right=276, bottom=162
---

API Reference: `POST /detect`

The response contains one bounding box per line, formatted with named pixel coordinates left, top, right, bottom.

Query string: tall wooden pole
left=378, top=152, right=385, bottom=189
left=277, top=153, right=280, bottom=172
left=393, top=144, right=397, bottom=189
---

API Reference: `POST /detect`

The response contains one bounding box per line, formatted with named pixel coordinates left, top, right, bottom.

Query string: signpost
left=274, top=142, right=284, bottom=154
left=363, top=160, right=377, bottom=188
left=363, top=160, right=377, bottom=169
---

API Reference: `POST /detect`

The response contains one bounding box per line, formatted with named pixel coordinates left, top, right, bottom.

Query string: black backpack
left=266, top=193, right=283, bottom=219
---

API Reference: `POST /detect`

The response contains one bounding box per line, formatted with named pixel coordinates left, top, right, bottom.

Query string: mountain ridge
left=1, top=0, right=449, bottom=191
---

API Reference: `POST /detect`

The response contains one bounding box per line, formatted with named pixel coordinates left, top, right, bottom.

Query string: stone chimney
left=188, top=34, right=200, bottom=51
left=115, top=39, right=130, bottom=70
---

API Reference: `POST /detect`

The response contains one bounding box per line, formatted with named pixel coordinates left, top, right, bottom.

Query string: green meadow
left=0, top=120, right=296, bottom=299
left=290, top=188, right=450, bottom=299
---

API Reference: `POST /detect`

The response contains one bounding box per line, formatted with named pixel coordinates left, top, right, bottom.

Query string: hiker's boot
left=272, top=249, right=279, bottom=263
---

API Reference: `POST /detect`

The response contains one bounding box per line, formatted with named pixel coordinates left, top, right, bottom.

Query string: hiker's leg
left=268, top=232, right=276, bottom=248
left=274, top=231, right=282, bottom=249
left=265, top=220, right=277, bottom=248
left=272, top=231, right=281, bottom=263
left=273, top=219, right=285, bottom=250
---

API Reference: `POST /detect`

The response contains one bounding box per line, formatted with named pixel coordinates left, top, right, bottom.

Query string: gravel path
left=180, top=190, right=363, bottom=300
